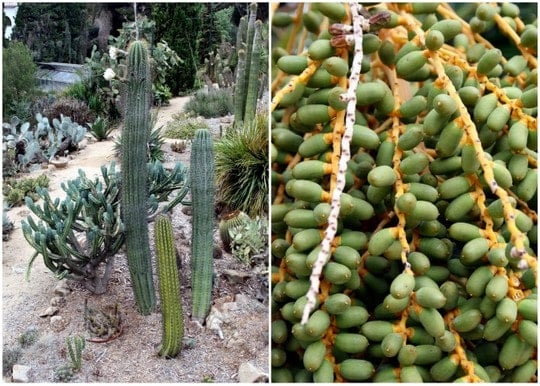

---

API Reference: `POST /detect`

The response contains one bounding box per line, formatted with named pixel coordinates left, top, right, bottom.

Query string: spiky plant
left=215, top=113, right=268, bottom=217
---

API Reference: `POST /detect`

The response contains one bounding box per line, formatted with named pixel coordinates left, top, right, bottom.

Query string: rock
left=238, top=362, right=267, bottom=383
left=206, top=307, right=224, bottom=339
left=50, top=296, right=64, bottom=307
left=222, top=269, right=251, bottom=284
left=12, top=364, right=31, bottom=383
left=39, top=306, right=59, bottom=318
left=54, top=281, right=71, bottom=297
left=50, top=315, right=68, bottom=332
left=78, top=138, right=88, bottom=149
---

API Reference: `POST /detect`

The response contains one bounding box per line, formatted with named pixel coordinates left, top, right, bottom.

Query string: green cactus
left=154, top=214, right=184, bottom=358
left=65, top=335, right=85, bottom=371
left=190, top=128, right=215, bottom=322
left=243, top=20, right=263, bottom=127
left=121, top=40, right=156, bottom=315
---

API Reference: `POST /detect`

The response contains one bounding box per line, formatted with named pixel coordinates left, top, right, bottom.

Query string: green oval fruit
left=518, top=298, right=537, bottom=322
left=396, top=192, right=418, bottom=214
left=429, top=19, right=462, bottom=40
left=511, top=360, right=537, bottom=382
left=496, top=297, right=518, bottom=324
left=520, top=26, right=538, bottom=49
left=415, top=286, right=446, bottom=309
left=435, top=330, right=457, bottom=352
left=430, top=355, right=459, bottom=381
left=272, top=128, right=304, bottom=152
left=461, top=143, right=480, bottom=174
left=324, top=293, right=351, bottom=315
left=400, top=97, right=428, bottom=119
left=323, top=262, right=352, bottom=285
left=286, top=179, right=327, bottom=203
left=492, top=161, right=513, bottom=189
left=407, top=182, right=438, bottom=202
left=324, top=56, right=348, bottom=77
left=433, top=94, right=457, bottom=117
left=419, top=307, right=446, bottom=338
left=368, top=227, right=398, bottom=256
left=271, top=319, right=288, bottom=344
left=473, top=93, right=498, bottom=123
left=398, top=344, right=418, bottom=366
left=461, top=237, right=490, bottom=265
left=408, top=200, right=439, bottom=221
left=334, top=333, right=369, bottom=354
left=278, top=83, right=306, bottom=107
left=414, top=344, right=442, bottom=365
left=408, top=252, right=431, bottom=275
left=400, top=152, right=430, bottom=175
left=285, top=279, right=311, bottom=299
left=383, top=294, right=411, bottom=313
left=466, top=266, right=494, bottom=296
left=418, top=237, right=452, bottom=260
left=327, top=87, right=348, bottom=110
left=390, top=272, right=416, bottom=299
left=426, top=29, right=445, bottom=51
left=339, top=359, right=374, bottom=381
left=499, top=333, right=527, bottom=370
left=458, top=86, right=481, bottom=106
left=298, top=133, right=332, bottom=158
left=292, top=228, right=322, bottom=252
left=332, top=245, right=360, bottom=269
left=317, top=2, right=346, bottom=20
left=508, top=121, right=529, bottom=151
left=508, top=153, right=529, bottom=181
left=485, top=275, right=509, bottom=302
left=483, top=316, right=512, bottom=341
left=296, top=104, right=333, bottom=126
left=445, top=192, right=475, bottom=222
left=352, top=124, right=381, bottom=150
left=292, top=160, right=331, bottom=180
left=378, top=39, right=395, bottom=66
left=271, top=347, right=287, bottom=367
left=516, top=169, right=537, bottom=202
left=272, top=12, right=294, bottom=27
left=518, top=320, right=537, bottom=347
left=448, top=222, right=482, bottom=241
left=277, top=55, right=308, bottom=75
left=381, top=332, right=404, bottom=357
left=368, top=165, right=396, bottom=187
left=452, top=309, right=482, bottom=332
left=487, top=105, right=511, bottom=131
left=285, top=253, right=312, bottom=277
left=396, top=51, right=428, bottom=77
left=335, top=305, right=369, bottom=328
left=308, top=39, right=336, bottom=60
left=313, top=359, right=334, bottom=383
left=284, top=209, right=318, bottom=229
left=303, top=340, right=327, bottom=372
left=477, top=48, right=502, bottom=75
left=302, top=10, right=322, bottom=33
left=305, top=309, right=331, bottom=337
left=356, top=82, right=387, bottom=106
left=361, top=320, right=394, bottom=342
left=436, top=121, right=464, bottom=157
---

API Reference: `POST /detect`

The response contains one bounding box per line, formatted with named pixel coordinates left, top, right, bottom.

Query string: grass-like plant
left=184, top=88, right=234, bottom=118
left=162, top=113, right=209, bottom=140
left=215, top=112, right=268, bottom=217
left=87, top=116, right=114, bottom=141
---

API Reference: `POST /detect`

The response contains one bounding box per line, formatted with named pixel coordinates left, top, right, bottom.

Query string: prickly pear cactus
left=271, top=2, right=537, bottom=383
left=154, top=214, right=184, bottom=358
left=190, top=128, right=215, bottom=322
left=121, top=40, right=156, bottom=315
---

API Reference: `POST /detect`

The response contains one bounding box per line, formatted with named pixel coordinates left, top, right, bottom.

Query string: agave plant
left=214, top=112, right=268, bottom=217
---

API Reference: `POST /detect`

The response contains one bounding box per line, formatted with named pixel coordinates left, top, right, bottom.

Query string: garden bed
left=2, top=97, right=269, bottom=383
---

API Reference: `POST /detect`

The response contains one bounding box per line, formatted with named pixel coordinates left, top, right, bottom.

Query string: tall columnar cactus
left=243, top=20, right=263, bottom=126
left=121, top=40, right=156, bottom=315
left=154, top=214, right=184, bottom=358
left=190, top=128, right=215, bottom=322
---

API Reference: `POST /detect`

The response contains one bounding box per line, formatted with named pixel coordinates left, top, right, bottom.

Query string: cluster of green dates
left=271, top=2, right=537, bottom=383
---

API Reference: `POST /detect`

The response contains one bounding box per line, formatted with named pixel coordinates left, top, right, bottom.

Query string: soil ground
left=1, top=97, right=269, bottom=383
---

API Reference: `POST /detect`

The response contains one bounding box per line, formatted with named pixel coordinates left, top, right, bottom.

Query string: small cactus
left=154, top=214, right=184, bottom=358
left=65, top=335, right=85, bottom=371
left=190, top=128, right=215, bottom=322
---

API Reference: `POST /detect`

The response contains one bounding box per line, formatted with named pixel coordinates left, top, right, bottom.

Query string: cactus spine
left=154, top=214, right=184, bottom=358
left=121, top=40, right=156, bottom=315
left=190, top=129, right=215, bottom=322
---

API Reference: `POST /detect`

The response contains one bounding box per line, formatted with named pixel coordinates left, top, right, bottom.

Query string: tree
left=151, top=3, right=205, bottom=94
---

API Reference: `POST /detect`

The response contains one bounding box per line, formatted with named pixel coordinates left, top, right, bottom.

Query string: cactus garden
left=271, top=2, right=537, bottom=383
left=3, top=2, right=268, bottom=383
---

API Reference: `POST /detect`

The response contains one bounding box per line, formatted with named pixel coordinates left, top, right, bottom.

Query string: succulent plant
left=154, top=214, right=184, bottom=358
left=190, top=128, right=215, bottom=322
left=271, top=2, right=537, bottom=383
left=121, top=40, right=156, bottom=315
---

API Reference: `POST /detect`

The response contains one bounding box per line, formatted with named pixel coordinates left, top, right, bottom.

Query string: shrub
left=43, top=96, right=95, bottom=126
left=229, top=215, right=267, bottom=265
left=162, top=113, right=209, bottom=140
left=214, top=112, right=268, bottom=217
left=87, top=116, right=113, bottom=141
left=183, top=88, right=234, bottom=118
left=2, top=41, right=38, bottom=121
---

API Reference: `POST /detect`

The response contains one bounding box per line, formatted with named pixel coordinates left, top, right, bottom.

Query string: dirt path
left=2, top=97, right=269, bottom=383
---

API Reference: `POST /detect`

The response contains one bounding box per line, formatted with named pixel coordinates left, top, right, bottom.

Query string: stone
left=12, top=364, right=31, bottom=383
left=50, top=315, right=68, bottom=332
left=54, top=281, right=71, bottom=297
left=222, top=269, right=251, bottom=284
left=39, top=306, right=59, bottom=318
left=238, top=362, right=267, bottom=383
left=206, top=306, right=224, bottom=339
left=50, top=296, right=64, bottom=307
